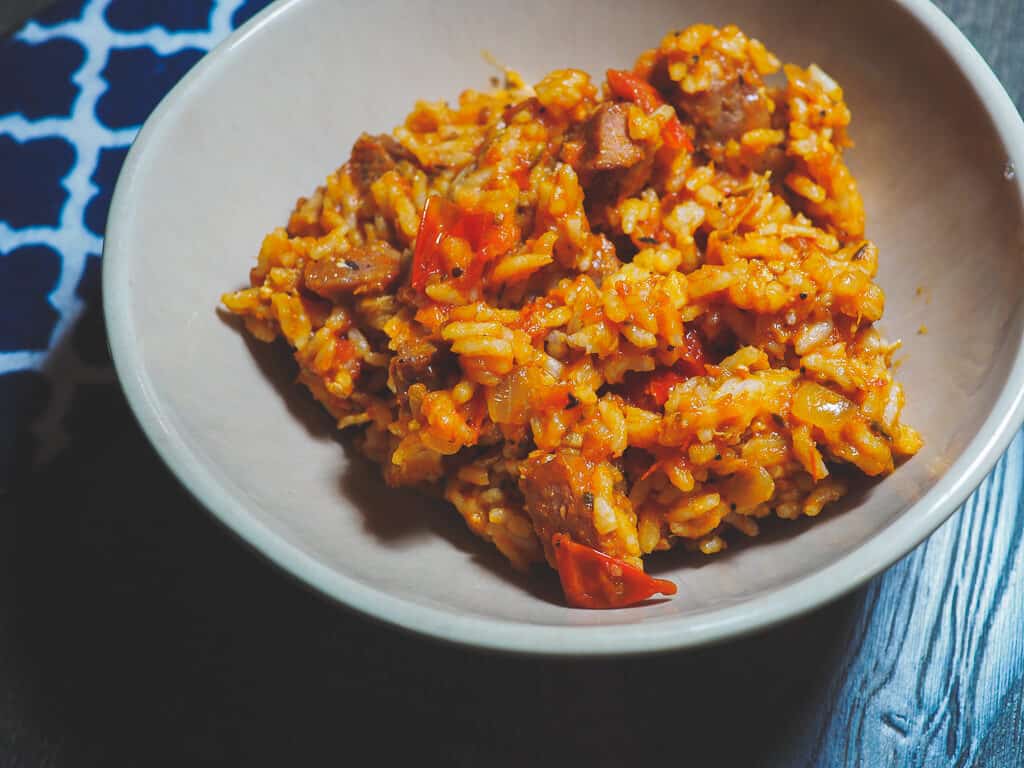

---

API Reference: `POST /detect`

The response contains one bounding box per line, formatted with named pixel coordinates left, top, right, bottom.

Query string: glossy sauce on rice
left=223, top=24, right=921, bottom=608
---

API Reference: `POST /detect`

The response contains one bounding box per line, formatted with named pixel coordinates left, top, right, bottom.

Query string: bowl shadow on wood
left=220, top=308, right=563, bottom=605
left=6, top=372, right=863, bottom=768
left=3, top=318, right=864, bottom=764
left=9, top=300, right=861, bottom=764
left=223, top=307, right=880, bottom=605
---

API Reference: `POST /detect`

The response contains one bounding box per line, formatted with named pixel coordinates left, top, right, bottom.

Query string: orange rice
left=223, top=24, right=921, bottom=588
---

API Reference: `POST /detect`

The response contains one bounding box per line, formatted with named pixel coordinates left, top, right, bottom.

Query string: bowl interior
left=107, top=0, right=1024, bottom=644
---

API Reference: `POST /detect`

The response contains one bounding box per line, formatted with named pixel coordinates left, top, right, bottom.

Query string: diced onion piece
left=791, top=381, right=855, bottom=431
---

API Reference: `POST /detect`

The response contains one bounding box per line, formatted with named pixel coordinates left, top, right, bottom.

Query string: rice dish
left=222, top=24, right=921, bottom=607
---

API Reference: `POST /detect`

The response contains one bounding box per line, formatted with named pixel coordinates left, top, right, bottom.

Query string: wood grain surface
left=3, top=0, right=1023, bottom=765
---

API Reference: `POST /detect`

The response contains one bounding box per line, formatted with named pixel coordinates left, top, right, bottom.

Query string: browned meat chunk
left=582, top=233, right=623, bottom=284
left=348, top=133, right=417, bottom=192
left=520, top=452, right=600, bottom=555
left=388, top=336, right=454, bottom=403
left=581, top=103, right=645, bottom=172
left=302, top=242, right=402, bottom=300
left=678, top=75, right=771, bottom=144
left=287, top=187, right=326, bottom=237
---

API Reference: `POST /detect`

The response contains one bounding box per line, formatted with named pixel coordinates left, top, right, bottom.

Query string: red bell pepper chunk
left=606, top=69, right=694, bottom=153
left=552, top=533, right=677, bottom=609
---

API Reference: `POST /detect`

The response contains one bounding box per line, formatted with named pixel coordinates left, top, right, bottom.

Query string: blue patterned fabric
left=0, top=0, right=274, bottom=487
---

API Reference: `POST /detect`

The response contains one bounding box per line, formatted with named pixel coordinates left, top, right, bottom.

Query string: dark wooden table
left=3, top=0, right=1023, bottom=765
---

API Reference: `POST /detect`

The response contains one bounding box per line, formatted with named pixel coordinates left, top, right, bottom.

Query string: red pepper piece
left=645, top=368, right=686, bottom=407
left=622, top=327, right=708, bottom=407
left=411, top=196, right=516, bottom=293
left=552, top=533, right=677, bottom=609
left=411, top=195, right=452, bottom=291
left=606, top=69, right=694, bottom=153
left=510, top=163, right=532, bottom=190
left=606, top=69, right=663, bottom=112
left=660, top=116, right=693, bottom=151
left=646, top=328, right=707, bottom=404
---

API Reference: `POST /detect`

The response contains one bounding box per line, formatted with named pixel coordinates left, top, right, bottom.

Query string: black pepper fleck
left=640, top=236, right=658, bottom=244
left=582, top=491, right=594, bottom=509
left=344, top=259, right=360, bottom=270
left=566, top=393, right=579, bottom=408
left=714, top=454, right=722, bottom=461
left=799, top=292, right=808, bottom=299
left=666, top=345, right=675, bottom=351
left=852, top=244, right=869, bottom=261
left=871, top=420, right=894, bottom=442
left=452, top=266, right=463, bottom=278
left=738, top=73, right=745, bottom=86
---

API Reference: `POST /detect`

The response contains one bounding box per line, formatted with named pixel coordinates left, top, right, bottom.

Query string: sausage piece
left=348, top=133, right=417, bottom=193
left=519, top=452, right=601, bottom=554
left=581, top=103, right=645, bottom=172
left=678, top=74, right=771, bottom=144
left=302, top=242, right=402, bottom=300
left=389, top=338, right=445, bottom=399
left=388, top=333, right=459, bottom=407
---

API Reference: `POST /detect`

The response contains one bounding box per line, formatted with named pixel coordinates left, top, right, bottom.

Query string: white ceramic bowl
left=104, top=0, right=1024, bottom=655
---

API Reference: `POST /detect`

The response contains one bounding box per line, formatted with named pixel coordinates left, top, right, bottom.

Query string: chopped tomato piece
left=411, top=196, right=451, bottom=291
left=333, top=338, right=357, bottom=363
left=552, top=533, right=677, bottom=609
left=621, top=327, right=708, bottom=407
left=660, top=116, right=693, bottom=151
left=606, top=69, right=663, bottom=112
left=645, top=328, right=707, bottom=404
left=510, top=163, right=532, bottom=190
left=606, top=69, right=694, bottom=153
left=645, top=368, right=685, bottom=406
left=411, top=196, right=518, bottom=294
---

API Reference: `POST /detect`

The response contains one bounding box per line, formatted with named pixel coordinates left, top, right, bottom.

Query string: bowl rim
left=103, top=0, right=1024, bottom=656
